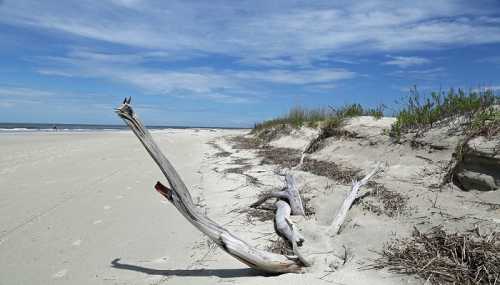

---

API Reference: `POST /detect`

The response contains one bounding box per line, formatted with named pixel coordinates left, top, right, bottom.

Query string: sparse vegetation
left=252, top=107, right=333, bottom=132
left=390, top=86, right=499, bottom=140
left=372, top=226, right=499, bottom=285
left=253, top=104, right=385, bottom=133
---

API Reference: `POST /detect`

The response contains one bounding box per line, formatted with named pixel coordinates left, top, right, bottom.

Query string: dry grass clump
left=372, top=226, right=500, bottom=285
left=362, top=182, right=409, bottom=217
left=301, top=158, right=361, bottom=184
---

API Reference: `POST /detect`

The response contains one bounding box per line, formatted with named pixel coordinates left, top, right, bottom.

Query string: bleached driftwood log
left=274, top=200, right=310, bottom=266
left=115, top=98, right=306, bottom=273
left=275, top=200, right=304, bottom=245
left=330, top=164, right=382, bottom=235
left=250, top=173, right=305, bottom=216
left=284, top=217, right=311, bottom=267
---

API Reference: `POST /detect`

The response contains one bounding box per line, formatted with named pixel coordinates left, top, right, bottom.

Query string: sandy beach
left=0, top=129, right=246, bottom=284
left=0, top=121, right=498, bottom=285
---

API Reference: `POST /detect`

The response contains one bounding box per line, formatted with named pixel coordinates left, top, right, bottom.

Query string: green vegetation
left=390, top=86, right=499, bottom=140
left=252, top=104, right=385, bottom=133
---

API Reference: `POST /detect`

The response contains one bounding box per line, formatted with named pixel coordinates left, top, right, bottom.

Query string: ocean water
left=0, top=123, right=244, bottom=133
left=0, top=123, right=127, bottom=132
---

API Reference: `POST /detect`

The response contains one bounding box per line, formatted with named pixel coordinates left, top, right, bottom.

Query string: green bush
left=390, top=86, right=499, bottom=138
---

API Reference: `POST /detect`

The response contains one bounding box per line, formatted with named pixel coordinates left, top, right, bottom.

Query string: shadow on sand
left=111, top=258, right=264, bottom=278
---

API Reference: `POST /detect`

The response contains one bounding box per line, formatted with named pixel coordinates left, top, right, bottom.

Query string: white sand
left=0, top=129, right=242, bottom=284
left=1, top=124, right=497, bottom=285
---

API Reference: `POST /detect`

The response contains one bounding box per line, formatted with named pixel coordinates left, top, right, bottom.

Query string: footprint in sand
left=93, top=220, right=103, bottom=225
left=52, top=269, right=67, bottom=279
left=71, top=239, right=82, bottom=246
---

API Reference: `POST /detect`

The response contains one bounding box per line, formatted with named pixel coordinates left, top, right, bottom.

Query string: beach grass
left=252, top=104, right=385, bottom=133
left=390, top=86, right=499, bottom=139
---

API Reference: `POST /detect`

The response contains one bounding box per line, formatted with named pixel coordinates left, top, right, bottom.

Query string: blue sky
left=0, top=1, right=500, bottom=127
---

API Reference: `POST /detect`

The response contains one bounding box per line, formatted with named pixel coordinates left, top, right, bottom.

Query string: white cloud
left=35, top=51, right=356, bottom=103
left=472, top=85, right=500, bottom=92
left=389, top=67, right=446, bottom=81
left=1, top=1, right=500, bottom=66
left=0, top=86, right=55, bottom=98
left=477, top=56, right=500, bottom=64
left=384, top=56, right=431, bottom=68
left=234, top=69, right=355, bottom=85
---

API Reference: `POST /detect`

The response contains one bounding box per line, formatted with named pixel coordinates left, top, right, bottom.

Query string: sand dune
left=0, top=122, right=498, bottom=284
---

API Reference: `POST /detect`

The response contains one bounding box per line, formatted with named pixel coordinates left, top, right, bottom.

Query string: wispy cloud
left=2, top=1, right=500, bottom=63
left=0, top=86, right=55, bottom=98
left=384, top=56, right=431, bottom=68
left=1, top=1, right=499, bottom=126
left=389, top=67, right=446, bottom=81
left=476, top=56, right=500, bottom=64
left=472, top=85, right=500, bottom=92
left=34, top=50, right=356, bottom=103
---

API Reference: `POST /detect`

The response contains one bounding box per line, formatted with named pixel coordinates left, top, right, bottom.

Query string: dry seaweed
left=224, top=165, right=252, bottom=174
left=229, top=136, right=360, bottom=184
left=361, top=182, right=409, bottom=217
left=371, top=226, right=500, bottom=285
left=255, top=124, right=292, bottom=143
left=375, top=187, right=408, bottom=217
left=267, top=237, right=293, bottom=255
left=257, top=146, right=302, bottom=169
left=301, top=196, right=316, bottom=216
left=305, top=121, right=357, bottom=153
left=257, top=146, right=360, bottom=184
left=240, top=206, right=275, bottom=222
left=244, top=174, right=261, bottom=185
left=232, top=157, right=250, bottom=165
left=301, top=158, right=361, bottom=184
left=229, top=136, right=262, bottom=150
left=214, top=151, right=232, bottom=158
left=208, top=141, right=233, bottom=158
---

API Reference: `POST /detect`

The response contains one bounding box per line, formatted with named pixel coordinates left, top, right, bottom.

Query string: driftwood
left=274, top=200, right=311, bottom=266
left=115, top=99, right=306, bottom=273
left=250, top=173, right=305, bottom=216
left=330, top=164, right=382, bottom=235
left=275, top=200, right=305, bottom=246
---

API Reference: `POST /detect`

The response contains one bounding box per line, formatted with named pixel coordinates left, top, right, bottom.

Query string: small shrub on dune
left=252, top=103, right=385, bottom=134
left=390, top=86, right=499, bottom=139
